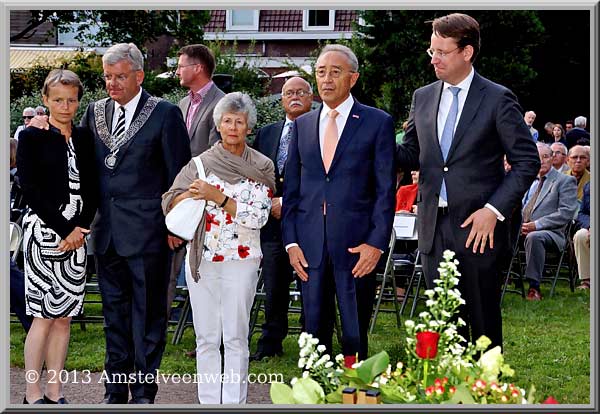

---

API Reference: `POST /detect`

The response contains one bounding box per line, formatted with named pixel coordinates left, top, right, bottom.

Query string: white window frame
left=226, top=10, right=259, bottom=31
left=302, top=10, right=335, bottom=31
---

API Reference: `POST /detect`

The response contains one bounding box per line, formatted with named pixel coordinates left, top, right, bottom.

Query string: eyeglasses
left=315, top=67, right=354, bottom=79
left=426, top=47, right=461, bottom=59
left=176, top=63, right=201, bottom=70
left=570, top=155, right=589, bottom=160
left=283, top=90, right=310, bottom=98
left=22, top=115, right=34, bottom=120
left=101, top=71, right=136, bottom=83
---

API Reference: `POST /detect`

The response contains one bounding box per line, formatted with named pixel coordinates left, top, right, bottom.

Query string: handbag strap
left=193, top=156, right=206, bottom=180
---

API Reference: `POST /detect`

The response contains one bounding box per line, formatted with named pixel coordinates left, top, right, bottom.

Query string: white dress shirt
left=112, top=88, right=143, bottom=134
left=319, top=94, right=354, bottom=158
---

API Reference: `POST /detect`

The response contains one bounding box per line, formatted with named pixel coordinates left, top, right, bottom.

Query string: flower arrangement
left=271, top=250, right=557, bottom=405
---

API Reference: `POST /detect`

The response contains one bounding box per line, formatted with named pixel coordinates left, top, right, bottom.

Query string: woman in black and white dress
left=16, top=69, right=98, bottom=405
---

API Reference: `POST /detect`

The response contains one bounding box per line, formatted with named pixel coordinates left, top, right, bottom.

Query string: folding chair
left=500, top=226, right=526, bottom=305
left=171, top=286, right=193, bottom=345
left=543, top=220, right=576, bottom=297
left=369, top=229, right=401, bottom=334
left=398, top=250, right=426, bottom=318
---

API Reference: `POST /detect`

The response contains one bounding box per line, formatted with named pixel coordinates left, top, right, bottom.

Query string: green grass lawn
left=10, top=283, right=590, bottom=404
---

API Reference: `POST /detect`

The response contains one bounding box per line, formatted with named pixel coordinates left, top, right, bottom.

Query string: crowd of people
left=9, top=12, right=591, bottom=406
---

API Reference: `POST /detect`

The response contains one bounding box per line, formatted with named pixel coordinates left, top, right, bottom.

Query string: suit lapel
left=428, top=82, right=444, bottom=163
left=105, top=99, right=115, bottom=135
left=112, top=90, right=150, bottom=171
left=189, top=84, right=216, bottom=137
left=328, top=101, right=364, bottom=173
left=447, top=72, right=485, bottom=160
left=533, top=169, right=556, bottom=211
left=269, top=120, right=285, bottom=163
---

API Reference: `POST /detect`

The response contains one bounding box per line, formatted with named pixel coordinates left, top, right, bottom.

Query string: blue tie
left=276, top=121, right=293, bottom=174
left=439, top=86, right=461, bottom=203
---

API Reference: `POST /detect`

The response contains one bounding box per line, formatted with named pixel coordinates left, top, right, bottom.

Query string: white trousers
left=574, top=228, right=590, bottom=281
left=186, top=258, right=260, bottom=404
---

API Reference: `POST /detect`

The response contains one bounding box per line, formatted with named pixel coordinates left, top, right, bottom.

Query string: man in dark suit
left=80, top=43, right=191, bottom=404
left=565, top=116, right=590, bottom=149
left=250, top=76, right=313, bottom=361
left=282, top=45, right=396, bottom=366
left=166, top=44, right=226, bottom=330
left=395, top=14, right=539, bottom=349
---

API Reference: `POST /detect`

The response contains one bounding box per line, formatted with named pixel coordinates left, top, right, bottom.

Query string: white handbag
left=165, top=156, right=206, bottom=241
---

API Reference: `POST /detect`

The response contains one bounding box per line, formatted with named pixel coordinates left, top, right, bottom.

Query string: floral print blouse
left=202, top=173, right=272, bottom=262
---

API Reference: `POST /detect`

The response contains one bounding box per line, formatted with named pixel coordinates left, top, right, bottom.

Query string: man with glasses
left=520, top=143, right=578, bottom=301
left=550, top=142, right=569, bottom=173
left=564, top=145, right=590, bottom=201
left=13, top=107, right=36, bottom=140
left=396, top=13, right=539, bottom=349
left=282, top=45, right=396, bottom=366
left=250, top=77, right=313, bottom=361
left=81, top=43, right=190, bottom=404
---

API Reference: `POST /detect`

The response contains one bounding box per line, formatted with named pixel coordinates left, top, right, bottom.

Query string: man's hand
left=270, top=197, right=282, bottom=219
left=168, top=235, right=185, bottom=250
left=287, top=246, right=309, bottom=281
left=348, top=243, right=382, bottom=278
left=28, top=115, right=49, bottom=130
left=58, top=227, right=90, bottom=252
left=520, top=221, right=537, bottom=236
left=461, top=207, right=497, bottom=254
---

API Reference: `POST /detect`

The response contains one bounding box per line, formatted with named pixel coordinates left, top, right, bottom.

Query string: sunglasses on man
left=23, top=115, right=34, bottom=120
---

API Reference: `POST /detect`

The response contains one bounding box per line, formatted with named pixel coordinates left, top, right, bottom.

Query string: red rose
left=238, top=245, right=250, bottom=259
left=542, top=396, right=559, bottom=404
left=415, top=331, right=440, bottom=359
left=212, top=254, right=224, bottom=262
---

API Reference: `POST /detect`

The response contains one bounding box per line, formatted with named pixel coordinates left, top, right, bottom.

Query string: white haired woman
left=162, top=92, right=275, bottom=404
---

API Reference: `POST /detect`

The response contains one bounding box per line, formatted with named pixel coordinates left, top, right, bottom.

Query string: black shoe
left=23, top=396, right=45, bottom=404
left=43, top=395, right=68, bottom=404
left=128, top=397, right=153, bottom=404
left=250, top=349, right=283, bottom=361
left=101, top=394, right=128, bottom=404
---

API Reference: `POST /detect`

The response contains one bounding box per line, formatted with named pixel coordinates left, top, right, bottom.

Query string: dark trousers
left=256, top=240, right=293, bottom=354
left=301, top=234, right=376, bottom=360
left=95, top=242, right=170, bottom=401
left=421, top=210, right=506, bottom=350
left=10, top=260, right=33, bottom=333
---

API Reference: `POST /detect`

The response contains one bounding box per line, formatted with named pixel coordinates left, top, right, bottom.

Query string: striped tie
left=113, top=106, right=126, bottom=139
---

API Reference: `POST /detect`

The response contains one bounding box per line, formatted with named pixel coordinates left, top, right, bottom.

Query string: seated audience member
left=565, top=116, right=590, bottom=148
left=395, top=170, right=419, bottom=213
left=551, top=124, right=567, bottom=146
left=524, top=110, right=538, bottom=141
left=564, top=145, right=590, bottom=202
left=565, top=120, right=574, bottom=133
left=13, top=107, right=36, bottom=140
left=573, top=182, right=590, bottom=290
left=550, top=142, right=569, bottom=173
left=521, top=143, right=578, bottom=301
left=541, top=122, right=555, bottom=143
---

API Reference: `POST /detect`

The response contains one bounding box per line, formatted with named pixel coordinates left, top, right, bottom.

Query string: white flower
left=371, top=382, right=379, bottom=388
left=317, top=344, right=326, bottom=353
left=419, top=311, right=429, bottom=318
left=290, top=377, right=298, bottom=386
left=302, top=370, right=310, bottom=378
left=426, top=299, right=435, bottom=307
left=404, top=320, right=415, bottom=328
left=310, top=337, right=319, bottom=346
left=351, top=361, right=362, bottom=369
left=325, top=361, right=334, bottom=368
left=298, top=358, right=306, bottom=368
left=424, top=289, right=435, bottom=298
left=299, top=347, right=310, bottom=357
left=335, top=354, right=344, bottom=363
left=379, top=377, right=388, bottom=385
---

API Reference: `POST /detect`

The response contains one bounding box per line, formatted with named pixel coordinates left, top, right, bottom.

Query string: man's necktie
left=276, top=121, right=293, bottom=174
left=439, top=86, right=461, bottom=203
left=522, top=176, right=546, bottom=222
left=113, top=106, right=126, bottom=139
left=186, top=91, right=202, bottom=131
left=323, top=109, right=339, bottom=173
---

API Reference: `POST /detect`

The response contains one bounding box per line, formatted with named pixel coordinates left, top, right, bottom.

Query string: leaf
left=270, top=382, right=294, bottom=404
left=356, top=351, right=390, bottom=384
left=325, top=387, right=343, bottom=403
left=444, top=384, right=476, bottom=404
left=292, top=377, right=325, bottom=404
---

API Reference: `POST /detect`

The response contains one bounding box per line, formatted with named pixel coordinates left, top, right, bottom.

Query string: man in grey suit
left=521, top=142, right=578, bottom=301
left=396, top=13, right=539, bottom=349
left=167, top=44, right=226, bottom=328
left=175, top=44, right=225, bottom=156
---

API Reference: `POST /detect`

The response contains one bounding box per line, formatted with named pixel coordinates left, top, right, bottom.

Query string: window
left=226, top=10, right=259, bottom=31
left=303, top=10, right=335, bottom=31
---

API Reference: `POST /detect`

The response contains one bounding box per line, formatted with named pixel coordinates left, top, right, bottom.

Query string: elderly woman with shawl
left=162, top=92, right=275, bottom=404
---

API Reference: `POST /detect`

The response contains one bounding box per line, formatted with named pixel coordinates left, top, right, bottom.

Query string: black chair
left=397, top=250, right=426, bottom=318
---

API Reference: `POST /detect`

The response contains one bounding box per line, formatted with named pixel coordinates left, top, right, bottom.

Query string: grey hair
left=22, top=107, right=35, bottom=115
left=34, top=105, right=46, bottom=114
left=550, top=142, right=567, bottom=155
left=281, top=77, right=313, bottom=94
left=213, top=92, right=257, bottom=130
left=525, top=110, right=536, bottom=117
left=574, top=116, right=587, bottom=128
left=103, top=43, right=144, bottom=70
left=318, top=44, right=359, bottom=72
left=536, top=142, right=552, bottom=156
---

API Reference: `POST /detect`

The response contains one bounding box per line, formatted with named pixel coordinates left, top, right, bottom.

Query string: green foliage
left=143, top=72, right=185, bottom=98
left=13, top=10, right=211, bottom=49
left=351, top=10, right=545, bottom=127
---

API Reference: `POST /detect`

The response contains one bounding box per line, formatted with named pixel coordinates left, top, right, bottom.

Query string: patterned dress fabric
left=23, top=138, right=87, bottom=318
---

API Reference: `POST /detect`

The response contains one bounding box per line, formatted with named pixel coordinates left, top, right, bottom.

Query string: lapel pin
left=352, top=114, right=359, bottom=119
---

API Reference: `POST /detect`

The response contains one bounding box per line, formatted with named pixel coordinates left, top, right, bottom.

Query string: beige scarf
left=162, top=142, right=275, bottom=281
